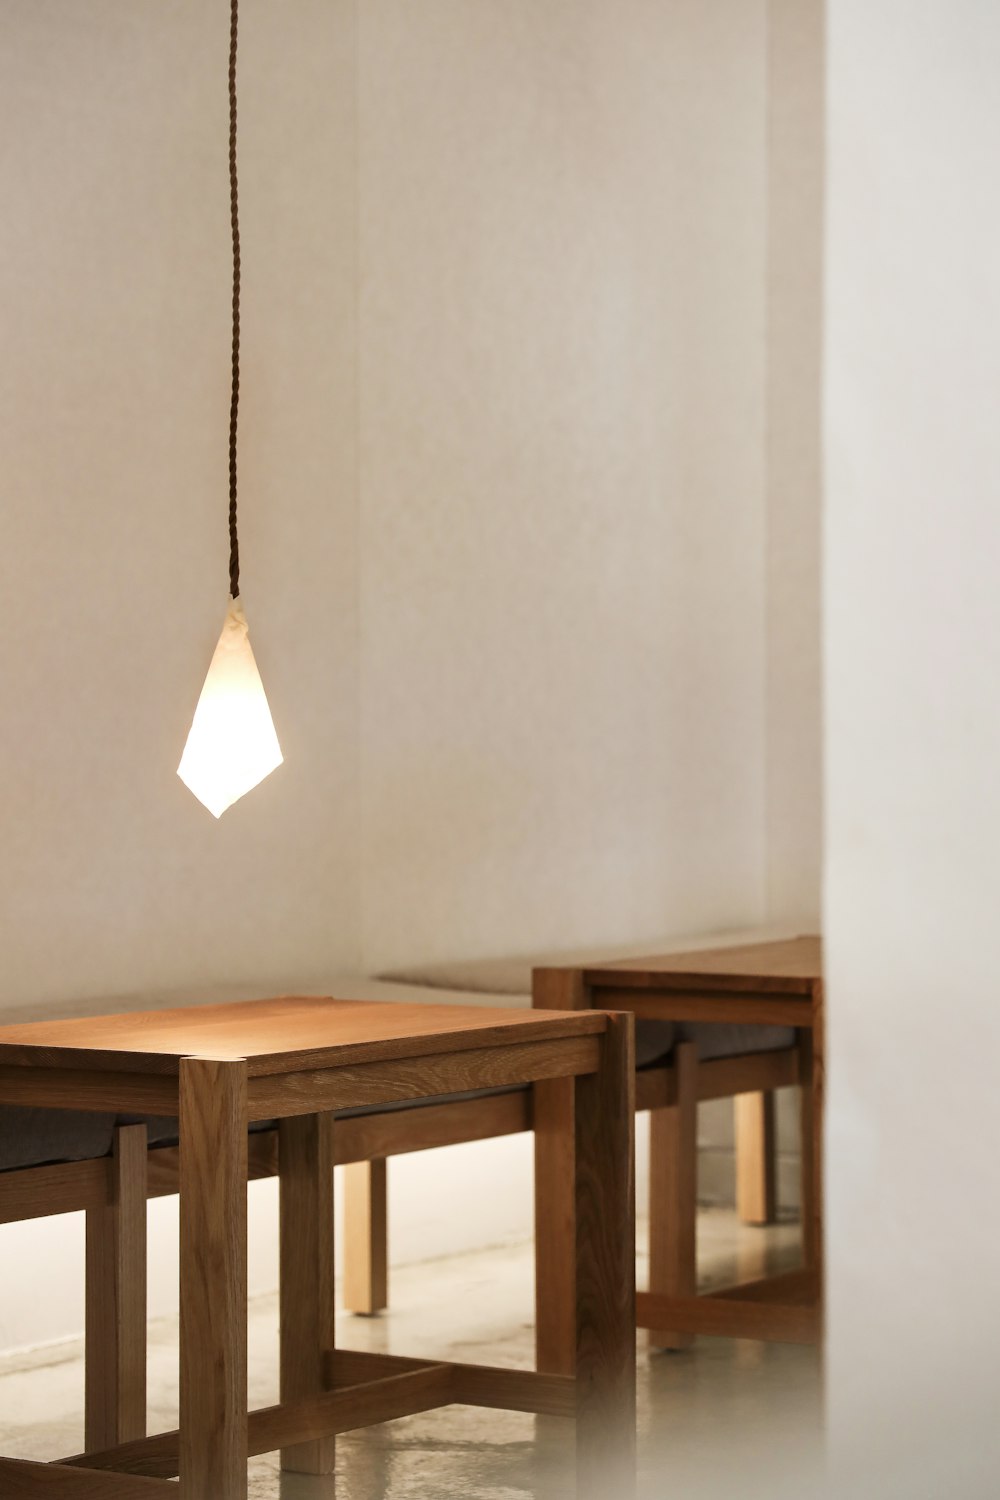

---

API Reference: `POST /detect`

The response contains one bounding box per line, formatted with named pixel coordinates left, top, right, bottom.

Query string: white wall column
left=825, top=2, right=1000, bottom=1491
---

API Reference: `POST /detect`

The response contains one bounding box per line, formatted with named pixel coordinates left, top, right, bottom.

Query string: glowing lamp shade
left=177, top=599, right=283, bottom=818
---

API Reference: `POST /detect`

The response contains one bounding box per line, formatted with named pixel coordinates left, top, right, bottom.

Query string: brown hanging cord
left=227, top=0, right=241, bottom=599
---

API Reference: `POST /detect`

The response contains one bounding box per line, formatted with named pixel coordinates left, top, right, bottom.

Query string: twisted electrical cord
left=228, top=0, right=241, bottom=599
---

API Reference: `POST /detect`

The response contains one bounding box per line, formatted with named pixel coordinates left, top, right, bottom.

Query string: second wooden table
left=535, top=934, right=823, bottom=1350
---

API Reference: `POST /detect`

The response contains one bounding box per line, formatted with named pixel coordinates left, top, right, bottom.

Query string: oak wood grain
left=65, top=1369, right=452, bottom=1479
left=336, top=1088, right=528, bottom=1160
left=637, top=1290, right=819, bottom=1344
left=633, top=1047, right=798, bottom=1112
left=324, top=1347, right=436, bottom=1385
left=246, top=1035, right=599, bottom=1120
left=0, top=1069, right=178, bottom=1114
left=735, top=1090, right=778, bottom=1226
left=695, top=1046, right=800, bottom=1102
left=447, top=1361, right=576, bottom=1417
left=178, top=1057, right=247, bottom=1500
left=64, top=1357, right=575, bottom=1479
left=0, top=1155, right=112, bottom=1225
left=85, top=1124, right=147, bottom=1451
left=0, top=1458, right=174, bottom=1497
left=574, top=1012, right=636, bottom=1498
left=145, top=1129, right=280, bottom=1199
left=715, top=1267, right=818, bottom=1305
left=279, top=1112, right=336, bottom=1475
left=585, top=935, right=821, bottom=990
left=324, top=1348, right=576, bottom=1418
left=145, top=1091, right=530, bottom=1206
left=343, top=1159, right=388, bottom=1315
left=647, top=1041, right=697, bottom=1351
left=0, top=996, right=604, bottom=1077
left=532, top=967, right=586, bottom=1378
left=595, top=988, right=813, bottom=1027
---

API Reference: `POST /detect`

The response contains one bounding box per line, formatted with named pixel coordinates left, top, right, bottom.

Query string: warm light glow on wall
left=177, top=599, right=283, bottom=817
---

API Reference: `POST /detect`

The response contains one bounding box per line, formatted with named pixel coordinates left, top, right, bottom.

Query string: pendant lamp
left=177, top=0, right=283, bottom=818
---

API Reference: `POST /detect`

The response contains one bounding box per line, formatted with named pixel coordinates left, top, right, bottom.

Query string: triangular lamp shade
left=177, top=599, right=283, bottom=818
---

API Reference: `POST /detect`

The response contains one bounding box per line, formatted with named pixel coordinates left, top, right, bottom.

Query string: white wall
left=358, top=0, right=771, bottom=972
left=825, top=2, right=1000, bottom=1492
left=0, top=0, right=358, bottom=1351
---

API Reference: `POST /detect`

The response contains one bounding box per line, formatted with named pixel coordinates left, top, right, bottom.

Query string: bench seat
left=0, top=1023, right=789, bottom=1173
left=0, top=946, right=795, bottom=1173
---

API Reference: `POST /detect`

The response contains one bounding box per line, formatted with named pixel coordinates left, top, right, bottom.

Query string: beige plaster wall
left=0, top=0, right=360, bottom=1020
left=357, top=0, right=771, bottom=973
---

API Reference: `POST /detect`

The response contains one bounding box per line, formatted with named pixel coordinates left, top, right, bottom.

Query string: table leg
left=648, top=1040, right=697, bottom=1350
left=343, top=1157, right=388, bottom=1316
left=574, top=1013, right=636, bottom=1498
left=85, top=1122, right=148, bottom=1449
left=280, top=1112, right=337, bottom=1475
left=534, top=1077, right=576, bottom=1375
left=179, top=1057, right=248, bottom=1500
left=533, top=967, right=586, bottom=1377
left=735, top=1090, right=778, bottom=1226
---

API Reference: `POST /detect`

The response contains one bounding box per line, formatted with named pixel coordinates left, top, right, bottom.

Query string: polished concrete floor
left=0, top=1211, right=822, bottom=1498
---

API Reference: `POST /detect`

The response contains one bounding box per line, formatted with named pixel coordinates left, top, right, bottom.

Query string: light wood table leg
left=280, top=1112, right=337, bottom=1475
left=735, top=1090, right=778, bottom=1226
left=85, top=1123, right=147, bottom=1450
left=179, top=1057, right=248, bottom=1500
left=648, top=1041, right=697, bottom=1351
left=574, top=1013, right=636, bottom=1499
left=343, top=1158, right=388, bottom=1316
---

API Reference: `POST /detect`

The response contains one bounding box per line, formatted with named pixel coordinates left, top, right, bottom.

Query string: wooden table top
left=584, top=935, right=822, bottom=994
left=0, top=995, right=606, bottom=1078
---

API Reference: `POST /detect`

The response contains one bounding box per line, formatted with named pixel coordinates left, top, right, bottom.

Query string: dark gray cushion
left=0, top=1107, right=117, bottom=1173
left=0, top=1028, right=795, bottom=1176
left=0, top=1089, right=525, bottom=1176
left=124, top=1086, right=523, bottom=1152
left=634, top=1021, right=677, bottom=1068
left=374, top=958, right=796, bottom=1071
left=117, top=1032, right=791, bottom=1146
left=674, top=1022, right=797, bottom=1062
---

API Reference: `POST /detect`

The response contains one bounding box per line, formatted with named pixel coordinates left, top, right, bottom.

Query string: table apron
left=247, top=1035, right=602, bottom=1121
left=593, top=988, right=815, bottom=1028
left=0, top=1036, right=601, bottom=1124
left=0, top=1067, right=179, bottom=1115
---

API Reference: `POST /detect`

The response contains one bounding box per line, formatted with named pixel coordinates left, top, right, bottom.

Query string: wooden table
left=536, top=935, right=823, bottom=1350
left=0, top=995, right=636, bottom=1499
